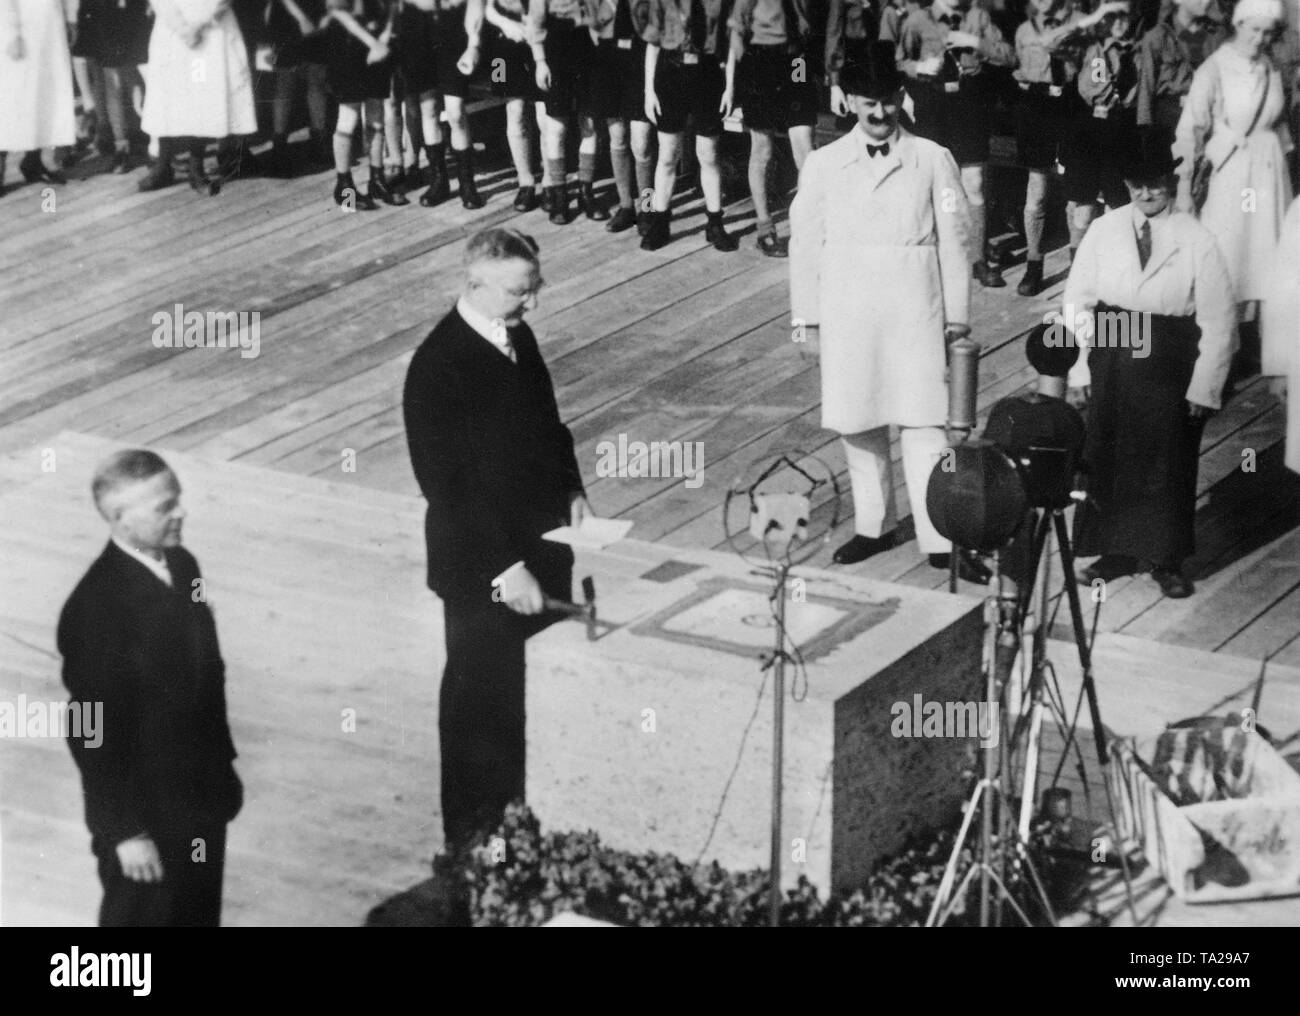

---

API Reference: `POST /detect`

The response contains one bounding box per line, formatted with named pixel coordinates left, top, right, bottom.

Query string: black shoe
left=110, top=149, right=132, bottom=175
left=704, top=211, right=738, bottom=252
left=547, top=184, right=569, bottom=225
left=1017, top=259, right=1044, bottom=297
left=19, top=154, right=66, bottom=185
left=513, top=185, right=538, bottom=212
left=1151, top=565, right=1194, bottom=598
left=421, top=158, right=451, bottom=207
left=607, top=205, right=636, bottom=232
left=929, top=550, right=992, bottom=585
left=578, top=181, right=610, bottom=221
left=456, top=148, right=484, bottom=209
left=832, top=534, right=892, bottom=565
left=264, top=140, right=294, bottom=179
left=973, top=261, right=1005, bottom=288
left=757, top=229, right=788, bottom=258
left=370, top=169, right=410, bottom=206
left=1077, top=554, right=1139, bottom=586
left=636, top=209, right=653, bottom=236
left=640, top=210, right=671, bottom=251
left=189, top=161, right=221, bottom=196
left=217, top=146, right=261, bottom=181
left=333, top=173, right=376, bottom=210
left=308, top=129, right=334, bottom=171
left=137, top=161, right=176, bottom=192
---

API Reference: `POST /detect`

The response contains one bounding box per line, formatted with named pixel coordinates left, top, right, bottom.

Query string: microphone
left=947, top=336, right=980, bottom=440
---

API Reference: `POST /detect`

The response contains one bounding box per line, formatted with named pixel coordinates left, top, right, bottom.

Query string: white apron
left=140, top=0, right=257, bottom=139
left=0, top=0, right=75, bottom=151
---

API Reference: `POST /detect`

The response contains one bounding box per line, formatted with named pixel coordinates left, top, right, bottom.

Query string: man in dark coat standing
left=58, top=449, right=243, bottom=927
left=403, top=227, right=590, bottom=861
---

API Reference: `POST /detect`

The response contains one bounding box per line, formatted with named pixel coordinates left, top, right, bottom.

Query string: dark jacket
left=402, top=307, right=584, bottom=604
left=58, top=543, right=242, bottom=856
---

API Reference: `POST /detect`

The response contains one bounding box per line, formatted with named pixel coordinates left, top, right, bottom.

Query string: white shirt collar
left=1131, top=203, right=1172, bottom=230
left=113, top=536, right=173, bottom=588
left=456, top=295, right=516, bottom=360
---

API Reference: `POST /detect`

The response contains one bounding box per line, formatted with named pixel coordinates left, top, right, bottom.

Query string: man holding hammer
left=403, top=227, right=591, bottom=867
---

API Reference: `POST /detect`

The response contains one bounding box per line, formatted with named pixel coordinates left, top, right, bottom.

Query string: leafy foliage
left=464, top=801, right=1053, bottom=927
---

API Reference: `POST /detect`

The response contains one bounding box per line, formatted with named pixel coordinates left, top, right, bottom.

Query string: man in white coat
left=1261, top=196, right=1300, bottom=473
left=789, top=40, right=989, bottom=582
left=1065, top=143, right=1236, bottom=598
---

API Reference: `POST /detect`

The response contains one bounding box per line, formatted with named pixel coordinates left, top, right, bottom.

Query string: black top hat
left=1120, top=134, right=1183, bottom=183
left=839, top=41, right=906, bottom=100
left=1025, top=322, right=1079, bottom=378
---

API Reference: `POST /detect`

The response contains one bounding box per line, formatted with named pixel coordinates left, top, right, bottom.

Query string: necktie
left=867, top=142, right=890, bottom=157
left=1136, top=218, right=1151, bottom=269
left=503, top=326, right=519, bottom=362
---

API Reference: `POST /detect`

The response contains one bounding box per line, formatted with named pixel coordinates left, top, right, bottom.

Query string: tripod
left=1003, top=502, right=1139, bottom=925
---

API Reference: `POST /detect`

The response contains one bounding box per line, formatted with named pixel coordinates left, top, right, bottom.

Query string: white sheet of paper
left=543, top=517, right=633, bottom=550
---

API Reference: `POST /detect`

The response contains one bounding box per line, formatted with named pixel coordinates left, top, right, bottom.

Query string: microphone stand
left=945, top=336, right=980, bottom=593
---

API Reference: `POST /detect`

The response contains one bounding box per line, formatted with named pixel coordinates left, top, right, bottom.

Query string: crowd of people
left=2, top=0, right=1296, bottom=265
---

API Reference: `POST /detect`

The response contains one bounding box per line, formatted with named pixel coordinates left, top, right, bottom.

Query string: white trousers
left=842, top=426, right=949, bottom=554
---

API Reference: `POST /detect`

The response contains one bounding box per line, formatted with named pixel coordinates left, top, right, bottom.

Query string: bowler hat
left=1120, top=135, right=1182, bottom=184
left=839, top=42, right=906, bottom=100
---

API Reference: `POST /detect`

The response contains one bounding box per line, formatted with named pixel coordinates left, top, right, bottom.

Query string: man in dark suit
left=58, top=449, right=243, bottom=927
left=403, top=227, right=590, bottom=861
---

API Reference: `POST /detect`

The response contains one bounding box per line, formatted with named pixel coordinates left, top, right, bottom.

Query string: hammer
left=543, top=576, right=600, bottom=641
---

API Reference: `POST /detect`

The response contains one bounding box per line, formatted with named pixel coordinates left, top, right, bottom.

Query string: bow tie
left=940, top=13, right=961, bottom=28
left=867, top=141, right=890, bottom=157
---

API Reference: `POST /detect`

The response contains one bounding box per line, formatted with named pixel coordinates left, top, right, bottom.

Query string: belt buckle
left=617, top=37, right=632, bottom=49
left=682, top=51, right=699, bottom=65
left=944, top=80, right=959, bottom=93
left=1049, top=84, right=1062, bottom=98
left=1093, top=104, right=1109, bottom=119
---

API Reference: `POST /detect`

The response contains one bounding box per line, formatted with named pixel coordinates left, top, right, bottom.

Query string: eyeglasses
left=502, top=279, right=546, bottom=299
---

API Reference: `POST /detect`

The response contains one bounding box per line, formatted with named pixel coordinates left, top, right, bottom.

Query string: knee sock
left=610, top=138, right=634, bottom=208
left=578, top=150, right=596, bottom=185
left=545, top=157, right=566, bottom=189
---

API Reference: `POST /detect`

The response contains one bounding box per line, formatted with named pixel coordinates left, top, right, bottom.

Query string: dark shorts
left=1014, top=83, right=1079, bottom=169
left=907, top=75, right=995, bottom=166
left=394, top=6, right=441, bottom=93
left=653, top=54, right=725, bottom=137
left=487, top=24, right=537, bottom=100
left=433, top=16, right=474, bottom=98
left=738, top=44, right=818, bottom=133
left=1061, top=109, right=1136, bottom=207
left=589, top=36, right=648, bottom=122
left=539, top=18, right=596, bottom=118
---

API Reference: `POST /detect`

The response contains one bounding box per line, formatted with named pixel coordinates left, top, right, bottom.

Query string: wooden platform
left=2, top=135, right=1298, bottom=925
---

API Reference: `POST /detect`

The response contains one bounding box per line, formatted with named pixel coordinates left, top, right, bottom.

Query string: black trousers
left=1074, top=307, right=1205, bottom=567
left=96, top=825, right=227, bottom=927
left=438, top=554, right=571, bottom=852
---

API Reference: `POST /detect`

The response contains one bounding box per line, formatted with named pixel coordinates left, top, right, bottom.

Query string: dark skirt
left=73, top=0, right=154, bottom=67
left=1073, top=307, right=1205, bottom=566
left=486, top=23, right=537, bottom=100
left=263, top=0, right=327, bottom=68
left=393, top=4, right=440, bottom=93
left=312, top=18, right=393, bottom=102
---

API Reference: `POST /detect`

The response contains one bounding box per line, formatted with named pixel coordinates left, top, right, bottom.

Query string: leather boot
left=334, top=171, right=377, bottom=210
left=704, top=210, right=738, bottom=252
left=456, top=147, right=484, bottom=209
left=547, top=183, right=569, bottom=225
left=513, top=185, right=539, bottom=212
left=606, top=205, right=637, bottom=232
left=420, top=143, right=450, bottom=206
left=639, top=210, right=671, bottom=251
left=973, top=260, right=1006, bottom=288
left=578, top=181, right=609, bottom=221
left=1017, top=259, right=1044, bottom=297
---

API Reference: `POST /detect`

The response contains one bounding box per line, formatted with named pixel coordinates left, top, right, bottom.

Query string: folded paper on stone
left=543, top=517, right=634, bottom=551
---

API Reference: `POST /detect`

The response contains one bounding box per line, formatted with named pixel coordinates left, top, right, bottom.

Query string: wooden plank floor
left=3, top=127, right=1298, bottom=924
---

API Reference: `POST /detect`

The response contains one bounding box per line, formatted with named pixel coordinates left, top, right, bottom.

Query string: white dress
left=0, top=0, right=76, bottom=151
left=140, top=0, right=257, bottom=139
left=1174, top=44, right=1294, bottom=303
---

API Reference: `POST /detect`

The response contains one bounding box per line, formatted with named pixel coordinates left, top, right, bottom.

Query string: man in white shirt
left=1063, top=144, right=1236, bottom=597
left=402, top=228, right=591, bottom=877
